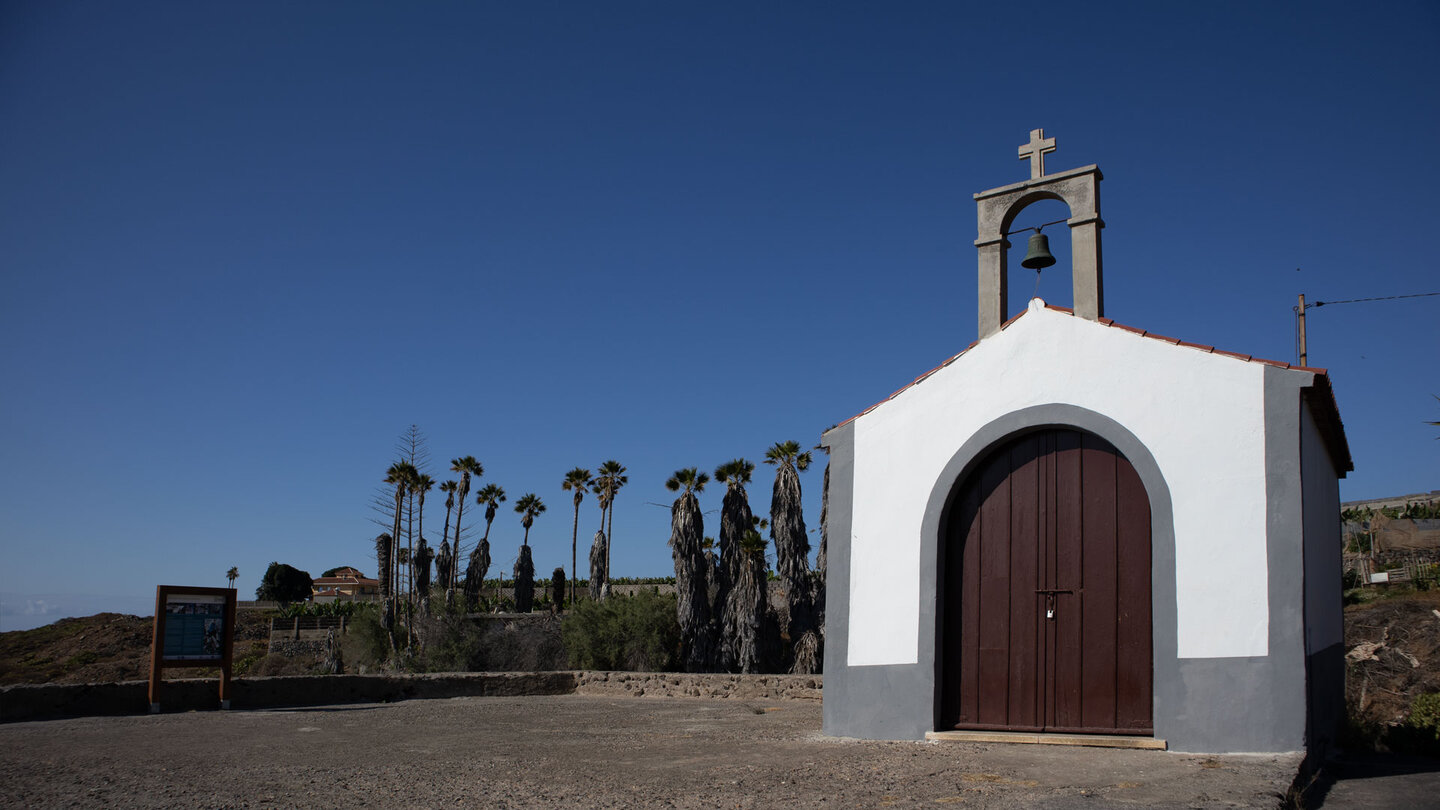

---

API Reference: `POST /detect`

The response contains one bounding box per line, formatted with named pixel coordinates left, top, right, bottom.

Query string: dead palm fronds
left=667, top=468, right=716, bottom=671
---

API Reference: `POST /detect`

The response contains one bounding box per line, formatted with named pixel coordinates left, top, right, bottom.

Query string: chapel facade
left=821, top=132, right=1350, bottom=754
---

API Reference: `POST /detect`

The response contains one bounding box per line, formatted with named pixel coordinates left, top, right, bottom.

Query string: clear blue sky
left=2, top=2, right=1436, bottom=631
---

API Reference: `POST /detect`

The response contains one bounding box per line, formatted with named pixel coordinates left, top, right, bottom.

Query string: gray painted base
left=1306, top=642, right=1344, bottom=758
left=823, top=663, right=932, bottom=740
left=1167, top=657, right=1305, bottom=753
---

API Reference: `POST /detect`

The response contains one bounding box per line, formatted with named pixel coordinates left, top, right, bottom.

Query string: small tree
left=551, top=567, right=567, bottom=612
left=256, top=562, right=314, bottom=605
left=226, top=566, right=239, bottom=590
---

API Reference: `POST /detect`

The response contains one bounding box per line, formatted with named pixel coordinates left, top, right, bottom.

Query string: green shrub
left=339, top=608, right=392, bottom=671
left=561, top=590, right=680, bottom=672
left=1407, top=693, right=1440, bottom=741
left=419, top=614, right=566, bottom=672
left=278, top=600, right=378, bottom=619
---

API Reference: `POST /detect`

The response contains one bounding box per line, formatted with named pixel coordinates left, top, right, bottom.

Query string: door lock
left=1036, top=588, right=1074, bottom=620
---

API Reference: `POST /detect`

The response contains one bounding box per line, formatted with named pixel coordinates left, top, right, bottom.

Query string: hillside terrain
left=0, top=610, right=273, bottom=686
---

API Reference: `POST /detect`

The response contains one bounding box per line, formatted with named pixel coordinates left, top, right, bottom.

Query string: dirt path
left=0, top=695, right=1299, bottom=809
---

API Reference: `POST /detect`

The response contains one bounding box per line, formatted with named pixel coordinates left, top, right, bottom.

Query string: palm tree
left=415, top=540, right=435, bottom=612
left=591, top=481, right=611, bottom=598
left=410, top=474, right=435, bottom=618
left=714, top=458, right=756, bottom=671
left=513, top=493, right=545, bottom=612
left=226, top=567, right=239, bottom=590
left=666, top=467, right=715, bottom=672
left=515, top=493, right=546, bottom=545
left=588, top=528, right=608, bottom=600
left=463, top=536, right=490, bottom=611
left=562, top=467, right=593, bottom=607
left=438, top=480, right=458, bottom=572
left=475, top=484, right=506, bottom=605
left=434, top=541, right=454, bottom=600
left=374, top=532, right=394, bottom=647
left=766, top=440, right=816, bottom=672
left=449, top=456, right=483, bottom=597
left=729, top=526, right=770, bottom=673
left=595, top=460, right=628, bottom=575
left=384, top=462, right=418, bottom=638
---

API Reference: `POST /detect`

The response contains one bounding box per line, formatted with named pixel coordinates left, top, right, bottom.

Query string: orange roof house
left=311, top=568, right=380, bottom=602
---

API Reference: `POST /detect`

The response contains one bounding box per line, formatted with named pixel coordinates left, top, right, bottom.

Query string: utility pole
left=1297, top=293, right=1308, bottom=366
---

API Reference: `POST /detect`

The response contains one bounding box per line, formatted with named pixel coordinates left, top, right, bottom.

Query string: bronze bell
left=1021, top=231, right=1056, bottom=270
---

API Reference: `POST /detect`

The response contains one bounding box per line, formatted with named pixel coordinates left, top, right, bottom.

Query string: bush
left=419, top=614, right=565, bottom=672
left=339, top=608, right=392, bottom=672
left=561, top=590, right=680, bottom=672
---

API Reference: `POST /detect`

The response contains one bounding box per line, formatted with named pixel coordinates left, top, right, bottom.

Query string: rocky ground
left=1341, top=588, right=1440, bottom=750
left=0, top=695, right=1303, bottom=809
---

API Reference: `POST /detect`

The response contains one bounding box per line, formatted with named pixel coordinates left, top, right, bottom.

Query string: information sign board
left=148, top=585, right=237, bottom=712
left=162, top=593, right=228, bottom=660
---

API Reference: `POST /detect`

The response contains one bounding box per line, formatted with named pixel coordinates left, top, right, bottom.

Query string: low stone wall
left=1, top=671, right=821, bottom=723
left=575, top=672, right=821, bottom=702
left=267, top=639, right=328, bottom=657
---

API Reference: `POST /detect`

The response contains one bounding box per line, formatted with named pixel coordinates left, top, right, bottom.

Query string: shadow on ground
left=1302, top=751, right=1440, bottom=808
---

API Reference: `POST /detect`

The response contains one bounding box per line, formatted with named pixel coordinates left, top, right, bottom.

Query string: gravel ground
left=0, top=694, right=1301, bottom=809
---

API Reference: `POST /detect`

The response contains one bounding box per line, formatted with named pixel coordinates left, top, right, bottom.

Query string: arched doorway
left=939, top=428, right=1152, bottom=735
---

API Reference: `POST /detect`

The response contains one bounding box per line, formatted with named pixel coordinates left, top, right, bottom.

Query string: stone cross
left=1018, top=128, right=1056, bottom=179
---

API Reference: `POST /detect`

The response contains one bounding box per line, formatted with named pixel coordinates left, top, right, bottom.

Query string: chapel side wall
left=1300, top=397, right=1344, bottom=756
left=1162, top=369, right=1313, bottom=753
left=821, top=420, right=932, bottom=739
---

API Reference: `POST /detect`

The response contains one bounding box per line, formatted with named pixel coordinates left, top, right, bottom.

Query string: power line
left=1312, top=291, right=1440, bottom=307
left=1293, top=289, right=1438, bottom=365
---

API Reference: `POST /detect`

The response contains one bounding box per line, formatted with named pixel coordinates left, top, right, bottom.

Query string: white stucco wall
left=847, top=299, right=1281, bottom=666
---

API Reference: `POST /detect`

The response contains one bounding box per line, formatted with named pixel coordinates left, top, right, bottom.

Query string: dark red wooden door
left=941, top=429, right=1152, bottom=735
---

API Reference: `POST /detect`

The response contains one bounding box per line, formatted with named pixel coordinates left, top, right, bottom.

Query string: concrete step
left=926, top=729, right=1167, bottom=749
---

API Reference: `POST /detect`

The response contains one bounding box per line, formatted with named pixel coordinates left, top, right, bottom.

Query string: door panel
left=942, top=428, right=1152, bottom=735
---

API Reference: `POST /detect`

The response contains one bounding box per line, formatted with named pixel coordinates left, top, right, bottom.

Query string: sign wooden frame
left=148, top=585, right=238, bottom=712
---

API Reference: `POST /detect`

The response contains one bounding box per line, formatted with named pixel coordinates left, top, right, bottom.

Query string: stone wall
left=1, top=671, right=823, bottom=723
left=575, top=671, right=821, bottom=702
left=267, top=639, right=328, bottom=657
